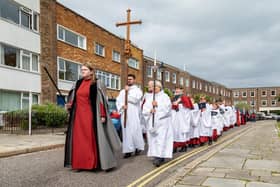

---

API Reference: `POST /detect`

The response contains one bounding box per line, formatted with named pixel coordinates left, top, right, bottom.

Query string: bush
left=4, top=103, right=67, bottom=129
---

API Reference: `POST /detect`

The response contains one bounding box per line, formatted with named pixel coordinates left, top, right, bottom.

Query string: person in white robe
left=198, top=96, right=212, bottom=146
left=211, top=102, right=221, bottom=141
left=116, top=74, right=144, bottom=158
left=189, top=99, right=201, bottom=147
left=142, top=80, right=173, bottom=167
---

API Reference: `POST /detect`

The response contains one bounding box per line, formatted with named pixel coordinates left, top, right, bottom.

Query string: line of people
left=64, top=65, right=247, bottom=171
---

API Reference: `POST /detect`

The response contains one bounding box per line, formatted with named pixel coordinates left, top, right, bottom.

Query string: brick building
left=40, top=0, right=143, bottom=105
left=232, top=87, right=280, bottom=113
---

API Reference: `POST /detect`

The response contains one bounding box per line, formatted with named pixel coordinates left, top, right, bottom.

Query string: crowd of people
left=64, top=63, right=248, bottom=171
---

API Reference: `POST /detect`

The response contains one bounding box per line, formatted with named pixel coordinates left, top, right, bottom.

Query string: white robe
left=211, top=109, right=222, bottom=135
left=221, top=105, right=231, bottom=128
left=198, top=104, right=212, bottom=137
left=172, top=104, right=192, bottom=142
left=116, top=85, right=144, bottom=153
left=230, top=106, right=237, bottom=125
left=190, top=103, right=200, bottom=139
left=142, top=91, right=173, bottom=158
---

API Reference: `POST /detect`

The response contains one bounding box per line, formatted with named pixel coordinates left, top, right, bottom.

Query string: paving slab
left=251, top=170, right=271, bottom=177
left=244, top=159, right=280, bottom=172
left=247, top=182, right=280, bottom=187
left=178, top=175, right=207, bottom=185
left=200, top=156, right=245, bottom=169
left=203, top=177, right=246, bottom=187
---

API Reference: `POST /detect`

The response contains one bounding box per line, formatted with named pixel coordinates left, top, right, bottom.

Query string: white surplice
left=116, top=85, right=144, bottom=153
left=142, top=91, right=173, bottom=158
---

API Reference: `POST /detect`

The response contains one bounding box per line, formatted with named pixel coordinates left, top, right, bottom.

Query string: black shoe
left=153, top=158, right=164, bottom=167
left=123, top=153, right=132, bottom=158
left=173, top=148, right=177, bottom=153
left=179, top=146, right=187, bottom=152
left=208, top=140, right=213, bottom=145
left=135, top=149, right=142, bottom=156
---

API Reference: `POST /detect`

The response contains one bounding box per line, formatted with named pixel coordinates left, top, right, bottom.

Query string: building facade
left=40, top=0, right=143, bottom=105
left=232, top=87, right=280, bottom=113
left=0, top=0, right=41, bottom=111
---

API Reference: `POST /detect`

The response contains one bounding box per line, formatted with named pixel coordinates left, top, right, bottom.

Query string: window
left=199, top=83, right=202, bottom=90
left=250, top=100, right=255, bottom=106
left=157, top=70, right=162, bottom=80
left=95, top=42, right=105, bottom=56
left=96, top=70, right=121, bottom=90
left=205, top=85, right=208, bottom=92
left=165, top=71, right=170, bottom=82
left=128, top=58, right=139, bottom=69
left=58, top=57, right=81, bottom=82
left=0, top=0, right=39, bottom=31
left=172, top=73, right=176, bottom=84
left=216, top=88, right=219, bottom=94
left=192, top=80, right=196, bottom=89
left=112, top=50, right=120, bottom=62
left=146, top=66, right=152, bottom=78
left=234, top=91, right=239, bottom=98
left=20, top=7, right=32, bottom=29
left=0, top=90, right=39, bottom=112
left=271, top=100, right=277, bottom=106
left=242, top=91, right=247, bottom=97
left=57, top=25, right=86, bottom=50
left=185, top=79, right=189, bottom=87
left=261, top=90, right=267, bottom=97
left=0, top=0, right=19, bottom=24
left=271, top=90, right=276, bottom=96
left=261, top=100, right=267, bottom=106
left=250, top=91, right=255, bottom=97
left=1, top=44, right=20, bottom=68
left=180, top=77, right=184, bottom=86
left=0, top=44, right=39, bottom=72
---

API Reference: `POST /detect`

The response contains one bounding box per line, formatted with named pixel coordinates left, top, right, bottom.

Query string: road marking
left=127, top=125, right=252, bottom=187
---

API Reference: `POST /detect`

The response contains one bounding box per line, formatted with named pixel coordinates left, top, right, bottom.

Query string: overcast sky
left=58, top=0, right=280, bottom=88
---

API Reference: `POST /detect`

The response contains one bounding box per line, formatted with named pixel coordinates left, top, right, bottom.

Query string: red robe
left=236, top=110, right=241, bottom=126
left=72, top=79, right=106, bottom=170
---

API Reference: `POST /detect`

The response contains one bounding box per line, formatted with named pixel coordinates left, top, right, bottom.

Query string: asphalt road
left=0, top=123, right=251, bottom=187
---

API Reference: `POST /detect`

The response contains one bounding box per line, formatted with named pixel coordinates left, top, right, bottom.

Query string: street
left=0, top=124, right=250, bottom=187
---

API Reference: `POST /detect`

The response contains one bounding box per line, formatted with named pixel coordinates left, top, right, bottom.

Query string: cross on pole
left=116, top=9, right=142, bottom=128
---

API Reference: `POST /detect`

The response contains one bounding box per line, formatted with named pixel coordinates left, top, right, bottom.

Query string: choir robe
left=236, top=109, right=241, bottom=126
left=172, top=96, right=193, bottom=146
left=198, top=104, right=212, bottom=143
left=116, top=85, right=145, bottom=153
left=190, top=103, right=201, bottom=145
left=221, top=105, right=231, bottom=130
left=142, top=90, right=173, bottom=159
left=229, top=106, right=237, bottom=127
left=211, top=109, right=222, bottom=140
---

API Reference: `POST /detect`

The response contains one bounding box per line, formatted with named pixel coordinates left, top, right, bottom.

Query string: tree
left=235, top=102, right=251, bottom=111
left=193, top=93, right=213, bottom=103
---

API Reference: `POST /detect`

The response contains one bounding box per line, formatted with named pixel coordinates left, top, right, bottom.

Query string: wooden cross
left=116, top=9, right=142, bottom=128
left=116, top=9, right=142, bottom=58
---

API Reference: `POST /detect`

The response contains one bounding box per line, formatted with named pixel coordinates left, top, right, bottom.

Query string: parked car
left=255, top=112, right=265, bottom=120
left=264, top=114, right=273, bottom=120
left=107, top=99, right=122, bottom=140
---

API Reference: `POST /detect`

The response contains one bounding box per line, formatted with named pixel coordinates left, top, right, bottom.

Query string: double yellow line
left=127, top=125, right=252, bottom=187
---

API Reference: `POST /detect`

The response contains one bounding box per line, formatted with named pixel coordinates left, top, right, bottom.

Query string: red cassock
left=236, top=110, right=241, bottom=126
left=72, top=80, right=106, bottom=170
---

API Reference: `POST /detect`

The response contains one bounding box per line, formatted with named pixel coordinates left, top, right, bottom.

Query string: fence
left=0, top=110, right=68, bottom=135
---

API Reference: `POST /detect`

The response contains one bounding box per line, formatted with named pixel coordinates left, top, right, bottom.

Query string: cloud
left=58, top=0, right=280, bottom=88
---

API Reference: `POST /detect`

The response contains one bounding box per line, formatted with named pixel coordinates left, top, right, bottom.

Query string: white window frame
left=146, top=66, right=153, bottom=78
left=95, top=70, right=121, bottom=90
left=234, top=91, right=239, bottom=98
left=185, top=79, right=189, bottom=87
left=250, top=91, right=255, bottom=97
left=242, top=91, right=247, bottom=98
left=172, top=73, right=177, bottom=84
left=95, top=42, right=105, bottom=57
left=271, top=90, right=276, bottom=96
left=179, top=77, right=184, bottom=86
left=128, top=57, right=139, bottom=69
left=271, top=100, right=277, bottom=106
left=261, top=90, right=267, bottom=97
left=157, top=70, right=162, bottom=80
left=112, top=50, right=121, bottom=63
left=57, top=24, right=87, bottom=50
left=192, top=80, right=196, bottom=89
left=250, top=100, right=255, bottom=106
left=57, top=57, right=81, bottom=82
left=261, top=100, right=267, bottom=106
left=165, top=71, right=170, bottom=82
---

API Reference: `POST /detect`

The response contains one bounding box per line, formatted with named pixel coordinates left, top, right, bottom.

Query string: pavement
left=159, top=120, right=280, bottom=187
left=0, top=133, right=65, bottom=158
